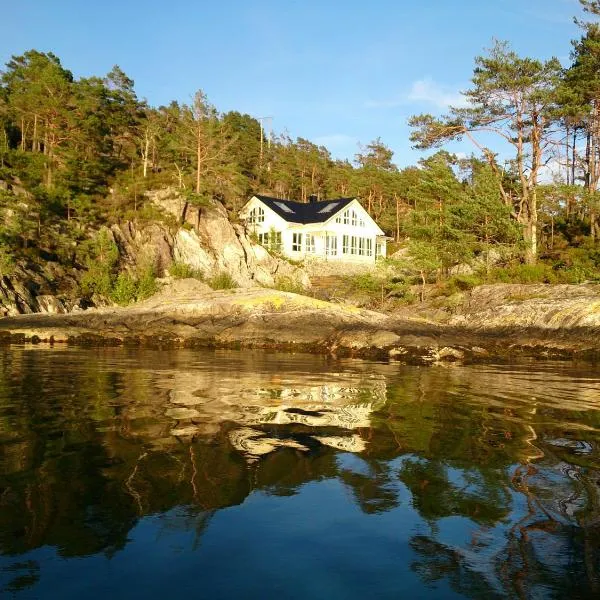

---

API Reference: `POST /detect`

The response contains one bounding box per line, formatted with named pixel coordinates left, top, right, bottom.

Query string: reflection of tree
left=339, top=461, right=400, bottom=514
left=410, top=536, right=503, bottom=600
left=0, top=349, right=599, bottom=597
left=399, top=458, right=510, bottom=525
left=0, top=560, right=40, bottom=596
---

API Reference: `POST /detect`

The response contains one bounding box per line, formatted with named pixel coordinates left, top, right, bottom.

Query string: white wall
left=240, top=197, right=387, bottom=263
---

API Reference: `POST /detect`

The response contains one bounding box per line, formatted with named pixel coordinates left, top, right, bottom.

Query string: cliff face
left=0, top=188, right=308, bottom=315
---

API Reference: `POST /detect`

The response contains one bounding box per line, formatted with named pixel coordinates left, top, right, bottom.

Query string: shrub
left=488, top=263, right=557, bottom=284
left=208, top=271, right=237, bottom=290
left=346, top=273, right=383, bottom=295
left=170, top=261, right=204, bottom=280
left=437, top=274, right=483, bottom=296
left=273, top=276, right=306, bottom=295
left=136, top=264, right=159, bottom=300
left=111, top=272, right=138, bottom=305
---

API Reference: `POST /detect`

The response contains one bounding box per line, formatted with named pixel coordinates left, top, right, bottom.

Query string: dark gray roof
left=253, top=195, right=355, bottom=224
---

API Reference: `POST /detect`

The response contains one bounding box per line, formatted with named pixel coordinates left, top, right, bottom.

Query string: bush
left=208, top=271, right=237, bottom=290
left=273, top=276, right=306, bottom=295
left=109, top=265, right=159, bottom=305
left=437, top=274, right=483, bottom=296
left=169, top=261, right=204, bottom=280
left=136, top=264, right=159, bottom=300
left=346, top=273, right=383, bottom=295
left=111, top=272, right=138, bottom=305
left=488, top=263, right=558, bottom=284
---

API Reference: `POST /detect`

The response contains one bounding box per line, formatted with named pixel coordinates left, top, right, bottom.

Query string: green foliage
left=348, top=273, right=383, bottom=295
left=487, top=256, right=600, bottom=285
left=437, top=274, right=483, bottom=296
left=78, top=230, right=159, bottom=304
left=344, top=272, right=416, bottom=306
left=208, top=271, right=237, bottom=290
left=169, top=261, right=204, bottom=280
left=111, top=272, right=138, bottom=305
left=79, top=230, right=119, bottom=297
left=135, top=263, right=159, bottom=300
left=0, top=246, right=15, bottom=277
left=3, top=42, right=600, bottom=300
left=109, top=266, right=159, bottom=306
left=272, top=276, right=306, bottom=295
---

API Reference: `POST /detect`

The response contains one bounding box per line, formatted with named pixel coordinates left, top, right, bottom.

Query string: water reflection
left=0, top=347, right=599, bottom=598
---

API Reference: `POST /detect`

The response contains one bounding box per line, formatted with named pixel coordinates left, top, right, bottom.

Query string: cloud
left=365, top=78, right=469, bottom=111
left=407, top=78, right=469, bottom=109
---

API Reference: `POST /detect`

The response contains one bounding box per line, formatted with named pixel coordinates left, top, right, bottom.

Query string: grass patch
left=169, top=261, right=204, bottom=280
left=272, top=276, right=307, bottom=295
left=208, top=271, right=237, bottom=290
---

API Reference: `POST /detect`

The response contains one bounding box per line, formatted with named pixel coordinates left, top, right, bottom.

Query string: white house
left=240, top=194, right=387, bottom=263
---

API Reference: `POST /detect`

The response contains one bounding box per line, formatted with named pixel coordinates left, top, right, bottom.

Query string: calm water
left=0, top=348, right=599, bottom=599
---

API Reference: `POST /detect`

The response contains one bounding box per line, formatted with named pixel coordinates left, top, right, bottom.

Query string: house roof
left=252, top=195, right=356, bottom=224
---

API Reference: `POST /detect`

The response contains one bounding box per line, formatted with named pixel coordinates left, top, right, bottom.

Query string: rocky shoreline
left=0, top=284, right=599, bottom=364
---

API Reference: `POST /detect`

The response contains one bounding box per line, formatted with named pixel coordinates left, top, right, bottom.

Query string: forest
left=2, top=0, right=600, bottom=296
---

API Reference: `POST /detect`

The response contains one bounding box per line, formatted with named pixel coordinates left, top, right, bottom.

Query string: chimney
left=308, top=194, right=318, bottom=203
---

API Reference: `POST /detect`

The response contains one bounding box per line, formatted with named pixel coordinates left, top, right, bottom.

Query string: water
left=0, top=347, right=599, bottom=599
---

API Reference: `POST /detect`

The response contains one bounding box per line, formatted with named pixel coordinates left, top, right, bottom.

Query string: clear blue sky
left=0, top=0, right=583, bottom=167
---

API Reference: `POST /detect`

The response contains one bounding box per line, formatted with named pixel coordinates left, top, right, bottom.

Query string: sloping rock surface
left=1, top=284, right=599, bottom=363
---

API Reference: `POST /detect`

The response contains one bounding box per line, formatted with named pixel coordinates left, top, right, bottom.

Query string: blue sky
left=1, top=0, right=583, bottom=167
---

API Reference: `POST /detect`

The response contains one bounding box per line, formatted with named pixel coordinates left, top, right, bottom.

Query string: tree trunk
left=395, top=194, right=400, bottom=242
left=196, top=128, right=202, bottom=194
left=33, top=114, right=38, bottom=153
left=142, top=133, right=150, bottom=178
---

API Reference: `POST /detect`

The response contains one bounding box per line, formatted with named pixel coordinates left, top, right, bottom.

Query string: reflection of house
left=240, top=194, right=387, bottom=263
left=160, top=368, right=387, bottom=460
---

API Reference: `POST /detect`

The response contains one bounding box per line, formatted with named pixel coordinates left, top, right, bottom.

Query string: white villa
left=240, top=194, right=387, bottom=263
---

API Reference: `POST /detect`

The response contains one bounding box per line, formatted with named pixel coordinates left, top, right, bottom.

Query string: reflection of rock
left=313, top=435, right=366, bottom=453
left=546, top=438, right=594, bottom=455
left=165, top=407, right=200, bottom=420
left=158, top=370, right=386, bottom=459
left=237, top=402, right=376, bottom=429
left=228, top=428, right=309, bottom=462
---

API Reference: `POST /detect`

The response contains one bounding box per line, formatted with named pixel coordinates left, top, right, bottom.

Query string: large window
left=342, top=235, right=349, bottom=254
left=248, top=206, right=264, bottom=224
left=292, top=233, right=303, bottom=252
left=336, top=208, right=365, bottom=227
left=326, top=235, right=337, bottom=256
left=305, top=234, right=315, bottom=253
left=341, top=235, right=374, bottom=256
left=258, top=231, right=282, bottom=251
left=358, top=237, right=365, bottom=256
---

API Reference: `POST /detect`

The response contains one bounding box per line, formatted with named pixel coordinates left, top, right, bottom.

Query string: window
left=292, top=233, right=303, bottom=252
left=350, top=236, right=357, bottom=254
left=326, top=235, right=337, bottom=256
left=342, top=235, right=349, bottom=254
left=351, top=210, right=358, bottom=227
left=343, top=211, right=349, bottom=225
left=257, top=231, right=282, bottom=251
left=376, top=242, right=384, bottom=257
left=305, top=234, right=315, bottom=253
left=248, top=206, right=264, bottom=224
left=366, top=238, right=373, bottom=256
left=358, top=237, right=365, bottom=256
